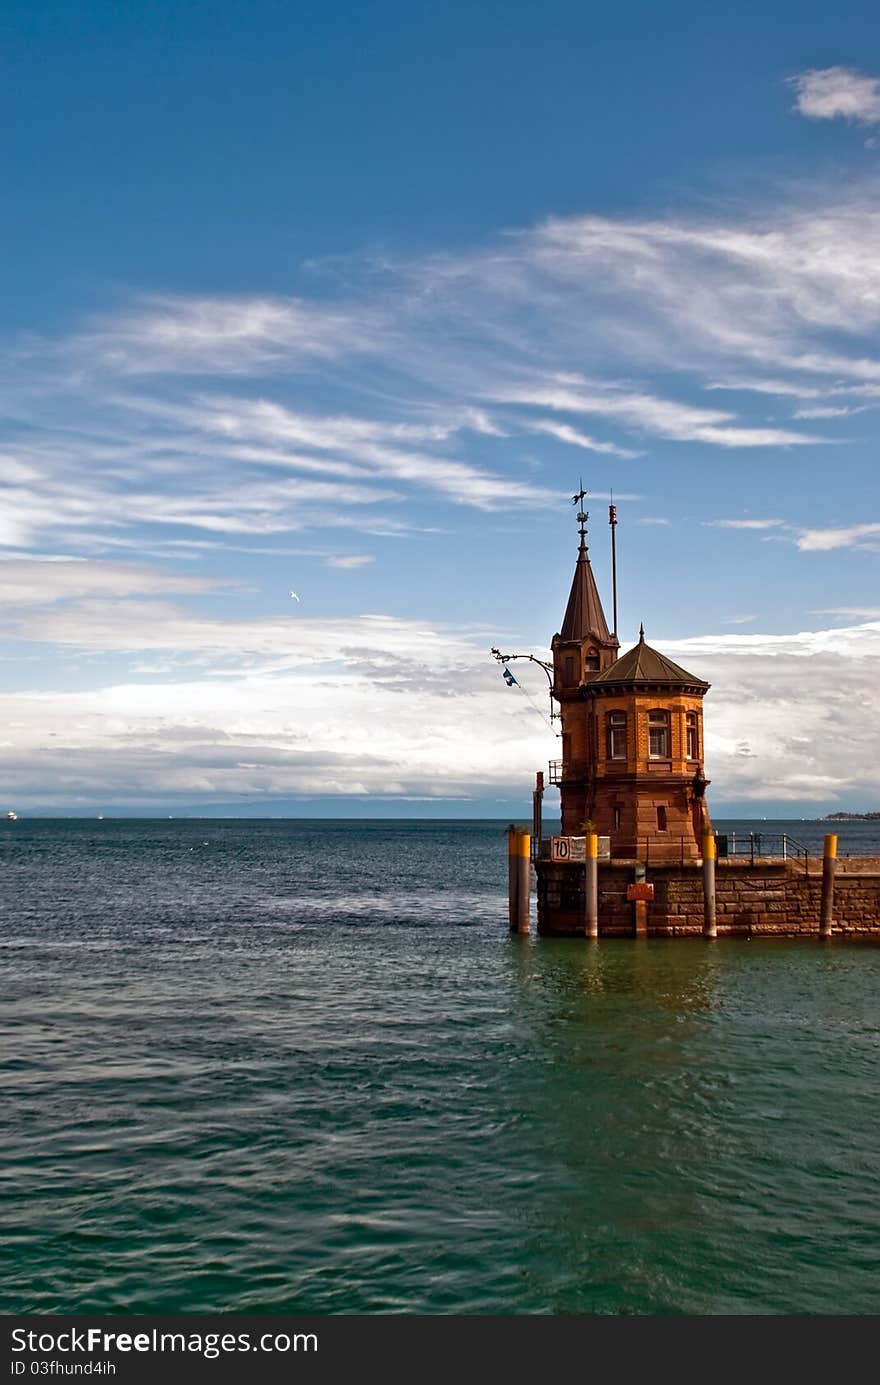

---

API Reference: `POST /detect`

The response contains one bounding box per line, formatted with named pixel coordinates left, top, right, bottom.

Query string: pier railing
left=534, top=832, right=814, bottom=871
left=715, top=831, right=812, bottom=871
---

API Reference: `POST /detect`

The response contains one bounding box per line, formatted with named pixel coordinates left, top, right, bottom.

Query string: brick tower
left=550, top=494, right=618, bottom=829
left=550, top=502, right=712, bottom=861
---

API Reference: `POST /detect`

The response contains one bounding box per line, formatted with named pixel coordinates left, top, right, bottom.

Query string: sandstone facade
left=536, top=858, right=880, bottom=937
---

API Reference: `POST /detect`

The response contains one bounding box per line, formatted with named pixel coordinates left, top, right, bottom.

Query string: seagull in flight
left=289, top=591, right=301, bottom=602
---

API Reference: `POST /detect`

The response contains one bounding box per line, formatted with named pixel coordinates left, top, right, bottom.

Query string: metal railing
left=633, top=837, right=701, bottom=865
left=716, top=831, right=811, bottom=872
left=547, top=759, right=589, bottom=785
left=533, top=831, right=814, bottom=870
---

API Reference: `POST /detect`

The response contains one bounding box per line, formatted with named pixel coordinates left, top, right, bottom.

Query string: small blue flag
left=502, top=666, right=518, bottom=686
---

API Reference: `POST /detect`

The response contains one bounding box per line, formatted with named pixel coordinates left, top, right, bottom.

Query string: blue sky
left=2, top=0, right=879, bottom=815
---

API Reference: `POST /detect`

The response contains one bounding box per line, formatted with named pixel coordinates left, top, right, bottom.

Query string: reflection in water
left=501, top=938, right=880, bottom=1313
left=509, top=936, right=722, bottom=1011
left=503, top=940, right=727, bottom=1312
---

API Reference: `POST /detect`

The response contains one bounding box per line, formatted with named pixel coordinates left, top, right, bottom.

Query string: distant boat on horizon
left=5, top=810, right=18, bottom=821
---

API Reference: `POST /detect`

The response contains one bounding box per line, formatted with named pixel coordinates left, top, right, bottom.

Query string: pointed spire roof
left=590, top=625, right=709, bottom=690
left=559, top=536, right=614, bottom=644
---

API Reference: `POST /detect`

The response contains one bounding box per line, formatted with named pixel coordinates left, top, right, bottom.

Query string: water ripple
left=2, top=820, right=880, bottom=1314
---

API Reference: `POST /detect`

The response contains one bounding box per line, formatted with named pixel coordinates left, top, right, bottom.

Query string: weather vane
left=572, top=480, right=588, bottom=544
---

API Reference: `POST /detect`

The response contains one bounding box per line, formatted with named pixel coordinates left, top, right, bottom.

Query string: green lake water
left=2, top=819, right=879, bottom=1314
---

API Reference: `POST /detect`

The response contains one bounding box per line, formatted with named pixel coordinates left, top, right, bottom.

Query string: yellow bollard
left=508, top=827, right=531, bottom=933
left=585, top=832, right=599, bottom=939
left=507, top=825, right=518, bottom=930
left=820, top=834, right=837, bottom=938
left=515, top=829, right=531, bottom=934
left=702, top=831, right=717, bottom=939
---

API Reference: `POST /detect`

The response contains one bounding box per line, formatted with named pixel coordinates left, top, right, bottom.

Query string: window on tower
left=585, top=647, right=600, bottom=671
left=563, top=655, right=576, bottom=684
left=657, top=805, right=668, bottom=831
left=607, top=711, right=627, bottom=760
left=686, top=711, right=699, bottom=760
left=648, top=709, right=670, bottom=758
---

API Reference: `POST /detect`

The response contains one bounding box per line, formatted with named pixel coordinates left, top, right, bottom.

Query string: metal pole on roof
left=609, top=499, right=619, bottom=640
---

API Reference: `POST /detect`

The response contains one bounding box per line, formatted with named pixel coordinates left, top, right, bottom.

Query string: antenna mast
left=609, top=495, right=618, bottom=640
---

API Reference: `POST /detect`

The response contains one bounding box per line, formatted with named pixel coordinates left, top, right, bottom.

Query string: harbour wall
left=535, top=857, right=880, bottom=937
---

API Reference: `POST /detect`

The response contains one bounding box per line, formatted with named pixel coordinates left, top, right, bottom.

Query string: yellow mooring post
left=508, top=828, right=531, bottom=934
left=585, top=832, right=599, bottom=939
left=702, top=831, right=717, bottom=939
left=507, top=826, right=518, bottom=929
left=820, top=833, right=837, bottom=938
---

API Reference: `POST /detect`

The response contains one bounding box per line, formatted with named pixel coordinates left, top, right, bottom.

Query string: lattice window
left=686, top=711, right=699, bottom=760
left=607, top=711, right=627, bottom=760
left=648, top=709, right=670, bottom=758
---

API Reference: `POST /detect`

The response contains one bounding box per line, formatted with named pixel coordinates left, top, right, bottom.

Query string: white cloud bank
left=1, top=578, right=878, bottom=809
left=0, top=612, right=553, bottom=808
left=654, top=622, right=880, bottom=805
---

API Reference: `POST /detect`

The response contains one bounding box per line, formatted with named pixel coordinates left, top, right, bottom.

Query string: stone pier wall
left=535, top=857, right=880, bottom=937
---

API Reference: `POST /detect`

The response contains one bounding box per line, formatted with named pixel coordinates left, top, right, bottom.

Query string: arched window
left=585, top=646, right=600, bottom=672
left=607, top=711, right=627, bottom=760
left=648, top=709, right=670, bottom=758
left=686, top=711, right=699, bottom=760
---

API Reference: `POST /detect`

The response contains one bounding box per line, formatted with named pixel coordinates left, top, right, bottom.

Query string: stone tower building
left=550, top=512, right=712, bottom=861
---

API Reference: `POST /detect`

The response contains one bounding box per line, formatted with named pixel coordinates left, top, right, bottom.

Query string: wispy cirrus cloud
left=5, top=184, right=880, bottom=567
left=706, top=378, right=829, bottom=399
left=708, top=377, right=880, bottom=401
left=0, top=389, right=551, bottom=560
left=793, top=404, right=867, bottom=418
left=121, top=393, right=549, bottom=510
left=812, top=606, right=880, bottom=618
left=702, top=516, right=880, bottom=553
left=525, top=418, right=640, bottom=458
left=796, top=523, right=880, bottom=551
left=0, top=459, right=404, bottom=550
left=495, top=377, right=818, bottom=447
left=514, top=206, right=880, bottom=376
left=0, top=179, right=877, bottom=716
left=789, top=66, right=880, bottom=125
left=0, top=557, right=221, bottom=606
left=326, top=554, right=374, bottom=568
left=705, top=518, right=788, bottom=530
left=76, top=293, right=382, bottom=375
left=74, top=190, right=878, bottom=415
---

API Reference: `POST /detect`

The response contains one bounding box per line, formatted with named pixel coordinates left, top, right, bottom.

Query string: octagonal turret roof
left=589, top=625, right=709, bottom=691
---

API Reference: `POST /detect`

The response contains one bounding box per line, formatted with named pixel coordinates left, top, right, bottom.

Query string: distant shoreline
left=5, top=812, right=880, bottom=823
